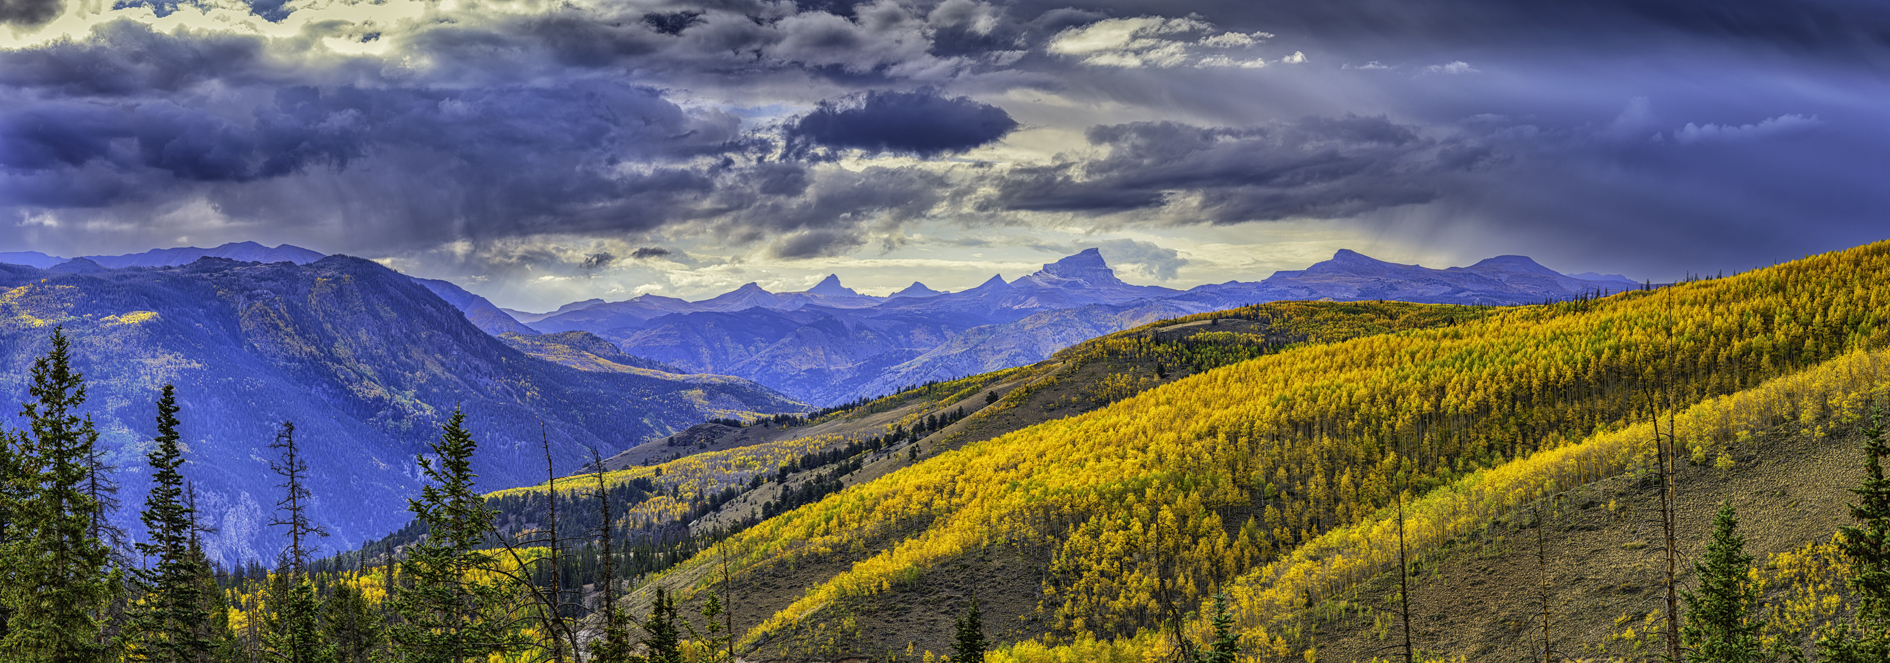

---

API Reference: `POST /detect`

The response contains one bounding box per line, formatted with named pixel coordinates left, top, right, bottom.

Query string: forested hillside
left=0, top=256, right=800, bottom=564
left=630, top=239, right=1890, bottom=659
left=15, top=241, right=1889, bottom=663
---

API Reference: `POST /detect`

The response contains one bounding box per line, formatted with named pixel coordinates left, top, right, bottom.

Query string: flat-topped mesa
left=805, top=274, right=860, bottom=297
left=1465, top=254, right=1561, bottom=276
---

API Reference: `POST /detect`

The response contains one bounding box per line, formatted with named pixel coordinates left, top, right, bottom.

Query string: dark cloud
left=0, top=0, right=61, bottom=27
left=0, top=21, right=272, bottom=96
left=630, top=247, right=673, bottom=259
left=643, top=11, right=705, bottom=36
left=2, top=69, right=755, bottom=245
left=714, top=166, right=946, bottom=258
left=994, top=115, right=1484, bottom=222
left=786, top=89, right=1018, bottom=159
left=580, top=252, right=616, bottom=270
left=997, top=0, right=1890, bottom=66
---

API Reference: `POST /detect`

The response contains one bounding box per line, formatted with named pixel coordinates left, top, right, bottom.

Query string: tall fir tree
left=1821, top=405, right=1890, bottom=662
left=186, top=484, right=241, bottom=663
left=0, top=327, right=118, bottom=663
left=950, top=595, right=986, bottom=663
left=638, top=586, right=684, bottom=663
left=388, top=409, right=526, bottom=663
left=0, top=427, right=23, bottom=642
left=263, top=577, right=333, bottom=663
left=323, top=583, right=382, bottom=663
left=129, top=385, right=211, bottom=663
left=1201, top=591, right=1240, bottom=663
left=1681, top=502, right=1764, bottom=663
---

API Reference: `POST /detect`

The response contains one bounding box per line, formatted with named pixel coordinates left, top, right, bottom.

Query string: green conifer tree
left=1202, top=591, right=1240, bottom=663
left=129, top=385, right=211, bottom=663
left=0, top=328, right=117, bottom=663
left=950, top=595, right=986, bottom=663
left=1821, top=405, right=1890, bottom=662
left=388, top=409, right=526, bottom=663
left=263, top=578, right=334, bottom=663
left=323, top=583, right=382, bottom=663
left=0, top=428, right=23, bottom=642
left=1681, top=502, right=1763, bottom=663
left=185, top=484, right=240, bottom=663
left=638, top=586, right=684, bottom=663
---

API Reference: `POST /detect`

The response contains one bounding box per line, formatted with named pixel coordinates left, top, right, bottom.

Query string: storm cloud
left=4, top=0, right=1890, bottom=303
left=993, top=115, right=1484, bottom=222
left=786, top=89, right=1019, bottom=159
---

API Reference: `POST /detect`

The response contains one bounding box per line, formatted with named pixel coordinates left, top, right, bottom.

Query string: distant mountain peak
left=1330, top=248, right=1383, bottom=264
left=1298, top=249, right=1409, bottom=278
left=968, top=274, right=1011, bottom=291
left=1570, top=271, right=1636, bottom=285
left=48, top=257, right=108, bottom=274
left=892, top=282, right=944, bottom=298
left=806, top=274, right=859, bottom=297
left=733, top=282, right=770, bottom=293
left=1030, top=248, right=1128, bottom=288
left=1468, top=255, right=1560, bottom=276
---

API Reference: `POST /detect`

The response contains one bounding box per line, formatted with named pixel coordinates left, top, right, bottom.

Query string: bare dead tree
left=718, top=533, right=736, bottom=663
left=268, top=421, right=328, bottom=577
left=1655, top=288, right=1682, bottom=663
left=1534, top=501, right=1555, bottom=663
left=478, top=427, right=587, bottom=662
left=1396, top=445, right=1415, bottom=663
left=542, top=424, right=567, bottom=663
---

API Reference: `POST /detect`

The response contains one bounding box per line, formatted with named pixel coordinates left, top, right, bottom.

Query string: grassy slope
left=1306, top=420, right=1864, bottom=662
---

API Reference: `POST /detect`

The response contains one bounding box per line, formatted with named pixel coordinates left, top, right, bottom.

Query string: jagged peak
left=966, top=274, right=1011, bottom=291
left=806, top=274, right=859, bottom=297
left=893, top=281, right=944, bottom=298
left=1028, top=248, right=1128, bottom=288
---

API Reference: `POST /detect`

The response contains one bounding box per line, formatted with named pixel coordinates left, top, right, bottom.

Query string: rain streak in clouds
left=3, top=0, right=1890, bottom=304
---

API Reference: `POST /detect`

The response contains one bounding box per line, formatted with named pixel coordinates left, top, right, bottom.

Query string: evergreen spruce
left=0, top=328, right=117, bottom=663
left=1680, top=502, right=1763, bottom=663
left=0, top=428, right=23, bottom=642
left=186, top=485, right=241, bottom=663
left=1202, top=591, right=1240, bottom=663
left=129, top=385, right=211, bottom=663
left=1820, top=405, right=1890, bottom=662
left=638, top=586, right=684, bottom=663
left=388, top=409, right=526, bottom=663
left=950, top=595, right=986, bottom=663
left=263, top=577, right=333, bottom=663
left=324, top=583, right=382, bottom=663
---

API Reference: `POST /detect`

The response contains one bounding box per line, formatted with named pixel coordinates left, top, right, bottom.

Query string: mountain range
left=509, top=248, right=1637, bottom=405
left=0, top=255, right=798, bottom=565
left=4, top=243, right=1640, bottom=408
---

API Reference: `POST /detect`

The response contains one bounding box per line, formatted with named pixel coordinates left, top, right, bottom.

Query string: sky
left=3, top=0, right=1888, bottom=310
